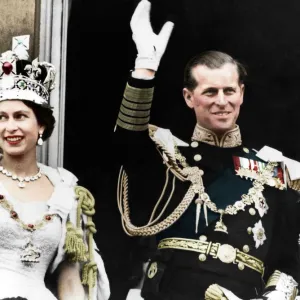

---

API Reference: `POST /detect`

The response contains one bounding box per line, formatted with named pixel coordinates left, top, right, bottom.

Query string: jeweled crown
left=0, top=47, right=56, bottom=106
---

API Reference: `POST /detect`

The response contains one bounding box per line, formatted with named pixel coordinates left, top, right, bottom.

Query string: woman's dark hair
left=23, top=101, right=56, bottom=141
left=183, top=50, right=247, bottom=91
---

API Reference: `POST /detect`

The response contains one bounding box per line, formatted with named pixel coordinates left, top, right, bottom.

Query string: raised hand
left=130, top=0, right=174, bottom=71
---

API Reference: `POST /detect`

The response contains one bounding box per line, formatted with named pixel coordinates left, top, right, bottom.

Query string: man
left=115, top=0, right=300, bottom=299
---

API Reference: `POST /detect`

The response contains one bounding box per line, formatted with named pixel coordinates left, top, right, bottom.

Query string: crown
left=0, top=47, right=56, bottom=106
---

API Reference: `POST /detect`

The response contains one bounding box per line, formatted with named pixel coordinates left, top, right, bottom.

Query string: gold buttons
left=249, top=208, right=256, bottom=216
left=194, top=154, right=202, bottom=161
left=147, top=262, right=158, bottom=279
left=243, top=147, right=250, bottom=153
left=238, top=262, right=245, bottom=270
left=199, top=254, right=206, bottom=261
left=191, top=141, right=199, bottom=148
left=243, top=245, right=250, bottom=253
left=199, top=235, right=207, bottom=242
left=247, top=227, right=252, bottom=234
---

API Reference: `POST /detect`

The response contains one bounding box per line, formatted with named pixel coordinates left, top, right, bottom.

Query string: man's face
left=183, top=63, right=244, bottom=136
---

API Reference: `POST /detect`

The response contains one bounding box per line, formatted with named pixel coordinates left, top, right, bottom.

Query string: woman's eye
left=16, top=114, right=26, bottom=120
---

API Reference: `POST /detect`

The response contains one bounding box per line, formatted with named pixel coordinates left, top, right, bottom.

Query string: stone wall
left=0, top=0, right=38, bottom=58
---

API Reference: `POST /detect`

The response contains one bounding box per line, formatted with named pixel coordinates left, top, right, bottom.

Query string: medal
left=193, top=161, right=276, bottom=234
left=233, top=156, right=285, bottom=188
left=214, top=211, right=228, bottom=234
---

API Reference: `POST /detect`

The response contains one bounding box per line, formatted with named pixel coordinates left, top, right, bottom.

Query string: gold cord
left=75, top=186, right=97, bottom=300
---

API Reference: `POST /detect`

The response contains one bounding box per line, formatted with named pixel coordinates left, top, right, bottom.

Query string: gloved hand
left=130, top=0, right=174, bottom=71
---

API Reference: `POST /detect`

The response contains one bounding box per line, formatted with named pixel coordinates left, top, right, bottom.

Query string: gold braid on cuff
left=123, top=83, right=154, bottom=102
left=265, top=270, right=298, bottom=300
left=117, top=83, right=153, bottom=131
left=205, top=284, right=228, bottom=300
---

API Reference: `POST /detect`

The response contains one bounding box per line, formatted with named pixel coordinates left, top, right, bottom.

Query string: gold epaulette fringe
left=285, top=167, right=300, bottom=191
left=288, top=178, right=300, bottom=191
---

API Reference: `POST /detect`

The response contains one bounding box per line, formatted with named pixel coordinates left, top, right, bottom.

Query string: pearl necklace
left=0, top=165, right=42, bottom=188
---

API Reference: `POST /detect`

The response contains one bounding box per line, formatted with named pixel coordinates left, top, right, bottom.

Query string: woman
left=0, top=48, right=110, bottom=300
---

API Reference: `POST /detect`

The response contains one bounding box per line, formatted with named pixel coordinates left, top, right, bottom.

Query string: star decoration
left=252, top=220, right=266, bottom=248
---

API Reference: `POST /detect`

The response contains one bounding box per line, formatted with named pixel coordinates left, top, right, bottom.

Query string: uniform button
left=238, top=262, right=245, bottom=270
left=243, top=245, right=250, bottom=253
left=247, top=227, right=252, bottom=234
left=199, top=235, right=207, bottom=242
left=191, top=141, right=199, bottom=148
left=194, top=154, right=202, bottom=161
left=199, top=254, right=206, bottom=261
left=199, top=170, right=204, bottom=176
left=249, top=208, right=256, bottom=216
left=243, top=147, right=250, bottom=153
left=147, top=262, right=158, bottom=279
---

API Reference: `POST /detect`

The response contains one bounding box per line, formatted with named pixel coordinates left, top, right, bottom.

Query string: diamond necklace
left=0, top=166, right=42, bottom=188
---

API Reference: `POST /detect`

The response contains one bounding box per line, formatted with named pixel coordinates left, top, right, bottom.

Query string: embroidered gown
left=0, top=164, right=110, bottom=300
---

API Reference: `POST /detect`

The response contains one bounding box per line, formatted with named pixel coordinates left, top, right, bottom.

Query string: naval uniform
left=115, top=75, right=300, bottom=300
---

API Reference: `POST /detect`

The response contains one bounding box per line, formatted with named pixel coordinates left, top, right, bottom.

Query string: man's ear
left=183, top=88, right=194, bottom=109
left=240, top=84, right=245, bottom=105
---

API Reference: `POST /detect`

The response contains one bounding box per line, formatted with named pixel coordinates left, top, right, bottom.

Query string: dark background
left=64, top=0, right=300, bottom=299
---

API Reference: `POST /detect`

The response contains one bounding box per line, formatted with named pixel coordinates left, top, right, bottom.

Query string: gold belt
left=158, top=238, right=264, bottom=275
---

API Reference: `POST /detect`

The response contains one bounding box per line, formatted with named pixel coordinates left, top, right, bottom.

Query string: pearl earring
left=37, top=133, right=43, bottom=146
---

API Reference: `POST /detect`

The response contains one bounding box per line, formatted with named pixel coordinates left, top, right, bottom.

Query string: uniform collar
left=191, top=124, right=242, bottom=148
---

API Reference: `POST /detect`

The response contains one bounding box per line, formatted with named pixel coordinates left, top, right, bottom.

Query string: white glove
left=130, top=0, right=174, bottom=71
left=126, top=289, right=144, bottom=300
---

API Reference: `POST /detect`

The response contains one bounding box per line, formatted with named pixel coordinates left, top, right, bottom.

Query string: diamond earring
left=37, top=133, right=43, bottom=146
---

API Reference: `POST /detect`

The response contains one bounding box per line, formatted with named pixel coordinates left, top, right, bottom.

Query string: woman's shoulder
left=38, top=164, right=79, bottom=216
left=38, top=163, right=78, bottom=187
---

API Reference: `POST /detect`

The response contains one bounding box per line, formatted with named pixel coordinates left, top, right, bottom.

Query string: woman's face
left=0, top=100, right=44, bottom=157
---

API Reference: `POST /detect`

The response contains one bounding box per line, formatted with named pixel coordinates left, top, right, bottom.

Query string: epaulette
left=256, top=146, right=300, bottom=191
left=286, top=175, right=300, bottom=192
left=64, top=186, right=98, bottom=298
left=148, top=124, right=189, bottom=160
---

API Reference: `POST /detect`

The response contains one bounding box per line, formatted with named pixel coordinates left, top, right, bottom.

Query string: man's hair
left=183, top=50, right=247, bottom=91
